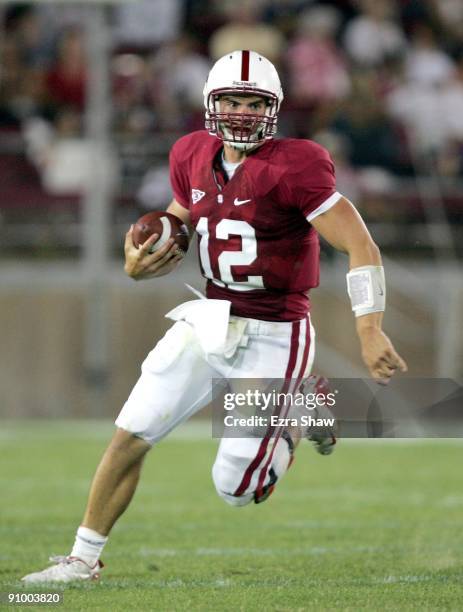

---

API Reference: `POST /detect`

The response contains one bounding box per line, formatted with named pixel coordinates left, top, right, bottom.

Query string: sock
left=70, top=526, right=108, bottom=566
left=270, top=435, right=293, bottom=479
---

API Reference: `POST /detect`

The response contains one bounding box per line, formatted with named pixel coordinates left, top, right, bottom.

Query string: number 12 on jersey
left=196, top=217, right=265, bottom=292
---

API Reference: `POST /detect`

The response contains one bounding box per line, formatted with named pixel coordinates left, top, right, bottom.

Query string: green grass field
left=1, top=421, right=462, bottom=611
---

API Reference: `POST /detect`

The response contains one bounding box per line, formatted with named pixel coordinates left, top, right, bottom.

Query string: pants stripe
left=293, top=315, right=312, bottom=391
left=233, top=320, right=301, bottom=497
left=255, top=315, right=312, bottom=493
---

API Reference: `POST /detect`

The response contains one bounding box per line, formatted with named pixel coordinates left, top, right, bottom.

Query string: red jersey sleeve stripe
left=305, top=191, right=342, bottom=222
left=241, top=50, right=250, bottom=81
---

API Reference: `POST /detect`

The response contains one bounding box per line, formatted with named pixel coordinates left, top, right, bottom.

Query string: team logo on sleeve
left=192, top=189, right=206, bottom=204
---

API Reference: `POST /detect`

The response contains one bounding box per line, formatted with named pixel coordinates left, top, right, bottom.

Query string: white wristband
left=346, top=265, right=386, bottom=317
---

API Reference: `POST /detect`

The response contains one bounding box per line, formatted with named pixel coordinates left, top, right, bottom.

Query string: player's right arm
left=124, top=199, right=191, bottom=280
left=125, top=130, right=195, bottom=280
left=166, top=199, right=192, bottom=229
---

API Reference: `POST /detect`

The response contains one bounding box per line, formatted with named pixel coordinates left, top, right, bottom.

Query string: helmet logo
left=232, top=80, right=257, bottom=87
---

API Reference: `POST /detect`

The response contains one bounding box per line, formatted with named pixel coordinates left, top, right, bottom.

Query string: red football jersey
left=170, top=130, right=340, bottom=322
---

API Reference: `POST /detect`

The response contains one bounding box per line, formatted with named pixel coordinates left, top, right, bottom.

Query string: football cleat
left=254, top=467, right=278, bottom=504
left=21, top=556, right=104, bottom=584
left=300, top=375, right=338, bottom=456
left=307, top=426, right=337, bottom=456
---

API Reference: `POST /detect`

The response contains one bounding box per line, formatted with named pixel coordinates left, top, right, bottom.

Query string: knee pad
left=212, top=461, right=254, bottom=506
left=212, top=435, right=292, bottom=503
left=217, top=490, right=254, bottom=507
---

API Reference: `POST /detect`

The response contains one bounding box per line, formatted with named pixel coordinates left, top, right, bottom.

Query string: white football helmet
left=203, top=50, right=284, bottom=151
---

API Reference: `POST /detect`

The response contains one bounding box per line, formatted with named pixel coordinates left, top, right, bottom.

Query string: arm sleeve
left=283, top=145, right=341, bottom=222
left=169, top=147, right=190, bottom=210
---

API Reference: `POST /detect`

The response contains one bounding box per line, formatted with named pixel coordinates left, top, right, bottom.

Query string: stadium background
left=1, top=0, right=462, bottom=418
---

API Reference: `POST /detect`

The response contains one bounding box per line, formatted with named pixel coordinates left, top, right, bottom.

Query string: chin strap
left=229, top=142, right=260, bottom=152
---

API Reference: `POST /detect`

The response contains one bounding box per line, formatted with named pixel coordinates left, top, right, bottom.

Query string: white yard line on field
left=1, top=419, right=463, bottom=444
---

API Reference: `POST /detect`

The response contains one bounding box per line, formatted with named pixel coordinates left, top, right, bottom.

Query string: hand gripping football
left=132, top=211, right=189, bottom=255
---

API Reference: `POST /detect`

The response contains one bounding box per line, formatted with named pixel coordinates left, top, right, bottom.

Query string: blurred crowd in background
left=1, top=0, right=463, bottom=253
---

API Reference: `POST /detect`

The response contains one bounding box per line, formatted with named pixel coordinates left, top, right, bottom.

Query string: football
left=132, top=211, right=189, bottom=254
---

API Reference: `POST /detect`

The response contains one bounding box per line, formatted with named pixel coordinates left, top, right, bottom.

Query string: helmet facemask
left=205, top=89, right=279, bottom=151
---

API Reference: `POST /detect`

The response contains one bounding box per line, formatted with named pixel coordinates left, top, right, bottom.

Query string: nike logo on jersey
left=234, top=198, right=251, bottom=206
left=192, top=189, right=206, bottom=204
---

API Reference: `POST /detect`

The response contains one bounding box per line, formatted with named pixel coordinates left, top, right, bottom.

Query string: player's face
left=217, top=95, right=268, bottom=142
left=218, top=95, right=267, bottom=116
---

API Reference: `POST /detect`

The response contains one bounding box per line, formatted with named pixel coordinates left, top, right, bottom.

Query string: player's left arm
left=311, top=196, right=408, bottom=383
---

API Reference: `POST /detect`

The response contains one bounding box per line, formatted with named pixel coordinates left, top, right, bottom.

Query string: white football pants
left=116, top=314, right=315, bottom=506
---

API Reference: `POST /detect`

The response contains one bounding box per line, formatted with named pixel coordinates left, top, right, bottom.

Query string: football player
left=22, top=50, right=407, bottom=583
